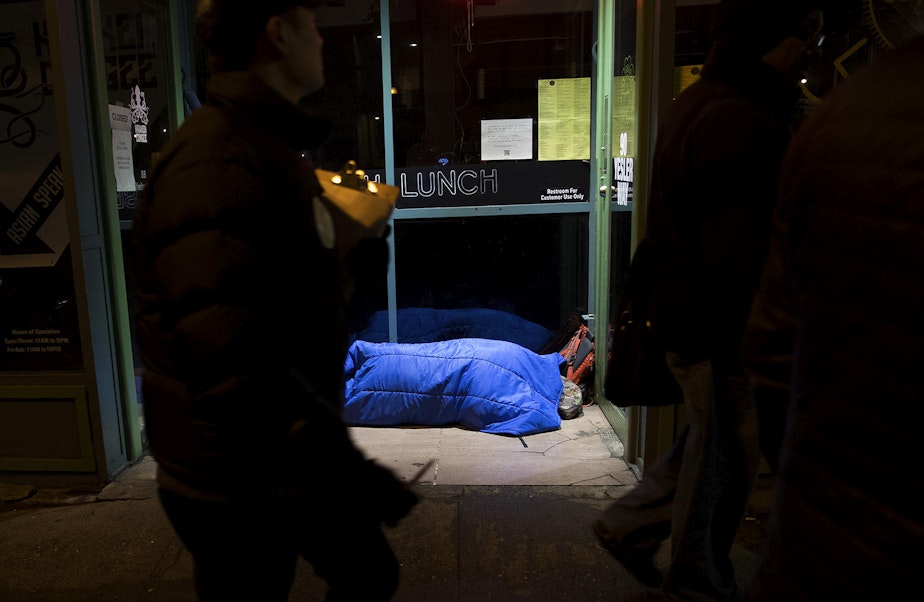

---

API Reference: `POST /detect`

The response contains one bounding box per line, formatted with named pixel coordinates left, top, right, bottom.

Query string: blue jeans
left=597, top=353, right=759, bottom=600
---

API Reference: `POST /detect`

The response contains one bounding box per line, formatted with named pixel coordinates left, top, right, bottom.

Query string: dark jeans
left=597, top=353, right=759, bottom=600
left=159, top=488, right=399, bottom=601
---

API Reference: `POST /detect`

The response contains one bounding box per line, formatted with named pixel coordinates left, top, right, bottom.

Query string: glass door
left=92, top=0, right=185, bottom=453
left=595, top=0, right=639, bottom=450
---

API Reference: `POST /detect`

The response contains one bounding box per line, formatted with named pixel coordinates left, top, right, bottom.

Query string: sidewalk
left=0, top=453, right=769, bottom=601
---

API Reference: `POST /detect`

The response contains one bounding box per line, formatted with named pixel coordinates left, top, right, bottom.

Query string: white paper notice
left=480, top=118, right=533, bottom=161
left=109, top=104, right=135, bottom=192
left=537, top=78, right=591, bottom=161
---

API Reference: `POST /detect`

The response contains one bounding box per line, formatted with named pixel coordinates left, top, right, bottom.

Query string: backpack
left=560, top=321, right=594, bottom=388
left=541, top=311, right=596, bottom=404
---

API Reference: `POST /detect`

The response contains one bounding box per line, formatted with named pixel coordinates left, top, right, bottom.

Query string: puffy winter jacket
left=132, top=72, right=369, bottom=500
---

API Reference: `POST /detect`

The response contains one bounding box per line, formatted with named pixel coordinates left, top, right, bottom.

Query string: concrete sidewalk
left=0, top=456, right=767, bottom=601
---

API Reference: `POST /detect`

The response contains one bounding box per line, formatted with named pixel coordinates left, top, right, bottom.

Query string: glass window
left=392, top=213, right=588, bottom=332
left=99, top=0, right=176, bottom=222
left=0, top=0, right=83, bottom=371
left=377, top=1, right=598, bottom=335
left=390, top=1, right=594, bottom=168
left=387, top=0, right=595, bottom=209
left=313, top=4, right=390, bottom=334
left=312, top=3, right=387, bottom=171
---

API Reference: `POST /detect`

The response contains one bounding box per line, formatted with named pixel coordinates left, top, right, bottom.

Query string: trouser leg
left=297, top=506, right=399, bottom=601
left=596, top=426, right=688, bottom=552
left=158, top=489, right=297, bottom=602
left=663, top=354, right=760, bottom=600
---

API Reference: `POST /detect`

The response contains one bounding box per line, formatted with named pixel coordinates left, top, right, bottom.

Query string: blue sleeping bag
left=351, top=307, right=553, bottom=352
left=343, top=338, right=564, bottom=436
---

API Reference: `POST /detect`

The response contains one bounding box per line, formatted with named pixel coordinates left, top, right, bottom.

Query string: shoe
left=593, top=520, right=663, bottom=588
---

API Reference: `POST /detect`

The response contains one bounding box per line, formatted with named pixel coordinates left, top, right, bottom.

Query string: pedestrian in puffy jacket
left=131, top=2, right=415, bottom=600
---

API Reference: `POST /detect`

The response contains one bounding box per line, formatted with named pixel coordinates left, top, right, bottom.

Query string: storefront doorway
left=4, top=0, right=898, bottom=485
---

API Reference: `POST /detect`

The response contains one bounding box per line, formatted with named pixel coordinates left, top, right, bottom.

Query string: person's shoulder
left=660, top=78, right=723, bottom=129
left=670, top=76, right=757, bottom=123
left=172, top=104, right=238, bottom=145
left=684, top=91, right=775, bottom=146
left=161, top=103, right=265, bottom=171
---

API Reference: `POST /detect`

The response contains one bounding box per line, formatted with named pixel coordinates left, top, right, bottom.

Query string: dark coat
left=743, top=37, right=924, bottom=599
left=132, top=73, right=367, bottom=499
left=646, top=46, right=801, bottom=364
